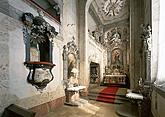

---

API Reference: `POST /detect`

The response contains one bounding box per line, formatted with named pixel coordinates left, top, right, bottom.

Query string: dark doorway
left=90, top=62, right=100, bottom=84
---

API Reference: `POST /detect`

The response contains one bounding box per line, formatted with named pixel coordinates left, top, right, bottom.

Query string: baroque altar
left=103, top=27, right=129, bottom=86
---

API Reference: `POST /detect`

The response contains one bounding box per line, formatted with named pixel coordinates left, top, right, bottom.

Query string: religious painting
left=111, top=49, right=122, bottom=64
left=111, top=49, right=123, bottom=70
left=68, top=53, right=76, bottom=78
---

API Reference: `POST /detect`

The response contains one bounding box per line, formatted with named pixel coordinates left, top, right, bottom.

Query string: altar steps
left=88, top=92, right=128, bottom=104
left=88, top=86, right=128, bottom=104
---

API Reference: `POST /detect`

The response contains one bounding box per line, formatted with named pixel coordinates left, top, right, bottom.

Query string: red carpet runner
left=96, top=87, right=119, bottom=103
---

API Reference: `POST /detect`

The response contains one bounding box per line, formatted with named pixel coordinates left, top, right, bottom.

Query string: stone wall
left=0, top=0, right=65, bottom=116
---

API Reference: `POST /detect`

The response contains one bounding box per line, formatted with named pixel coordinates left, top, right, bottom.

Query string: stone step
left=88, top=96, right=124, bottom=104
left=90, top=92, right=126, bottom=96
left=88, top=93, right=128, bottom=100
left=88, top=91, right=126, bottom=97
left=77, top=99, right=100, bottom=115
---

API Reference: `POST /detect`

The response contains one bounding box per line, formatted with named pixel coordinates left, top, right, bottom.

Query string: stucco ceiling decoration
left=90, top=0, right=129, bottom=25
left=102, top=0, right=126, bottom=17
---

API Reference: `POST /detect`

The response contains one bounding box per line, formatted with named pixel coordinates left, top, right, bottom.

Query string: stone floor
left=43, top=86, right=139, bottom=117
left=43, top=99, right=136, bottom=117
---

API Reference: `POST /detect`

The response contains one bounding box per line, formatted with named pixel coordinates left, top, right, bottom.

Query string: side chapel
left=0, top=0, right=164, bottom=117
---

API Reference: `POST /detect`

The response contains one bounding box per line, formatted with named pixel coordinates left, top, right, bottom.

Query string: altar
left=103, top=74, right=126, bottom=85
left=102, top=45, right=127, bottom=86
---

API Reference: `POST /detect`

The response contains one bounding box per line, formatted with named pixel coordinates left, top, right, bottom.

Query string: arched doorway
left=78, top=0, right=130, bottom=88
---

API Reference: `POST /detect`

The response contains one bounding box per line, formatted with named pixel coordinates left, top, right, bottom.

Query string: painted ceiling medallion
left=102, top=0, right=126, bottom=17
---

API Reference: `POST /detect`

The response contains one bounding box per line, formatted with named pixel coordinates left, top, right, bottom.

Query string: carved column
left=145, top=50, right=151, bottom=84
left=141, top=24, right=152, bottom=84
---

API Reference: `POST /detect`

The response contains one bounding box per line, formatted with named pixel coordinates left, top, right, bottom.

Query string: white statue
left=110, top=27, right=121, bottom=46
left=146, top=25, right=152, bottom=51
left=68, top=68, right=79, bottom=87
left=141, top=24, right=152, bottom=51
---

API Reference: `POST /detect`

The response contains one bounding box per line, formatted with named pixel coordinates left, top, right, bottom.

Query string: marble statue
left=140, top=24, right=152, bottom=51
left=110, top=27, right=122, bottom=46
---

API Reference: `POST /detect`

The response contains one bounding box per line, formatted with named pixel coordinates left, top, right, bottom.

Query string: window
left=154, top=0, right=165, bottom=86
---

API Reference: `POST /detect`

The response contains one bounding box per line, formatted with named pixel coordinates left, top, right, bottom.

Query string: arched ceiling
left=89, top=0, right=129, bottom=26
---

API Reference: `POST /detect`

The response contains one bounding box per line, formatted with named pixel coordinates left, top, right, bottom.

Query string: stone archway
left=78, top=0, right=103, bottom=88
left=77, top=0, right=94, bottom=87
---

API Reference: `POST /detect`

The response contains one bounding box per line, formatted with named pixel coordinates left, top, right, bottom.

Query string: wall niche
left=22, top=12, right=58, bottom=91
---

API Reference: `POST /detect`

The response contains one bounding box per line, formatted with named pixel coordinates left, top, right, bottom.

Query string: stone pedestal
left=64, top=86, right=86, bottom=106
left=65, top=91, right=80, bottom=106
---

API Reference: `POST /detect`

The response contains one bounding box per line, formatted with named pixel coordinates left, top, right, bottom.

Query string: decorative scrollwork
left=22, top=12, right=58, bottom=45
left=24, top=61, right=55, bottom=90
left=140, top=24, right=152, bottom=51
left=102, top=0, right=126, bottom=17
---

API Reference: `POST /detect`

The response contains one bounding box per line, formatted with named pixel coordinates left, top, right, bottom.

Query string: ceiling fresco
left=90, top=0, right=129, bottom=25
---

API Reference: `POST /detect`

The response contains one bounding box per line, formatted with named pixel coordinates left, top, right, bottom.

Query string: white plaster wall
left=0, top=0, right=65, bottom=114
left=0, top=12, right=11, bottom=115
left=87, top=12, right=97, bottom=33
left=87, top=35, right=106, bottom=83
left=8, top=16, right=64, bottom=98
left=8, top=0, right=64, bottom=96
left=63, top=0, right=78, bottom=44
left=8, top=19, right=35, bottom=98
left=8, top=0, right=60, bottom=32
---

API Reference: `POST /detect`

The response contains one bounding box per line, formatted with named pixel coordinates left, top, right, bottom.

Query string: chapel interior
left=0, top=0, right=164, bottom=117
